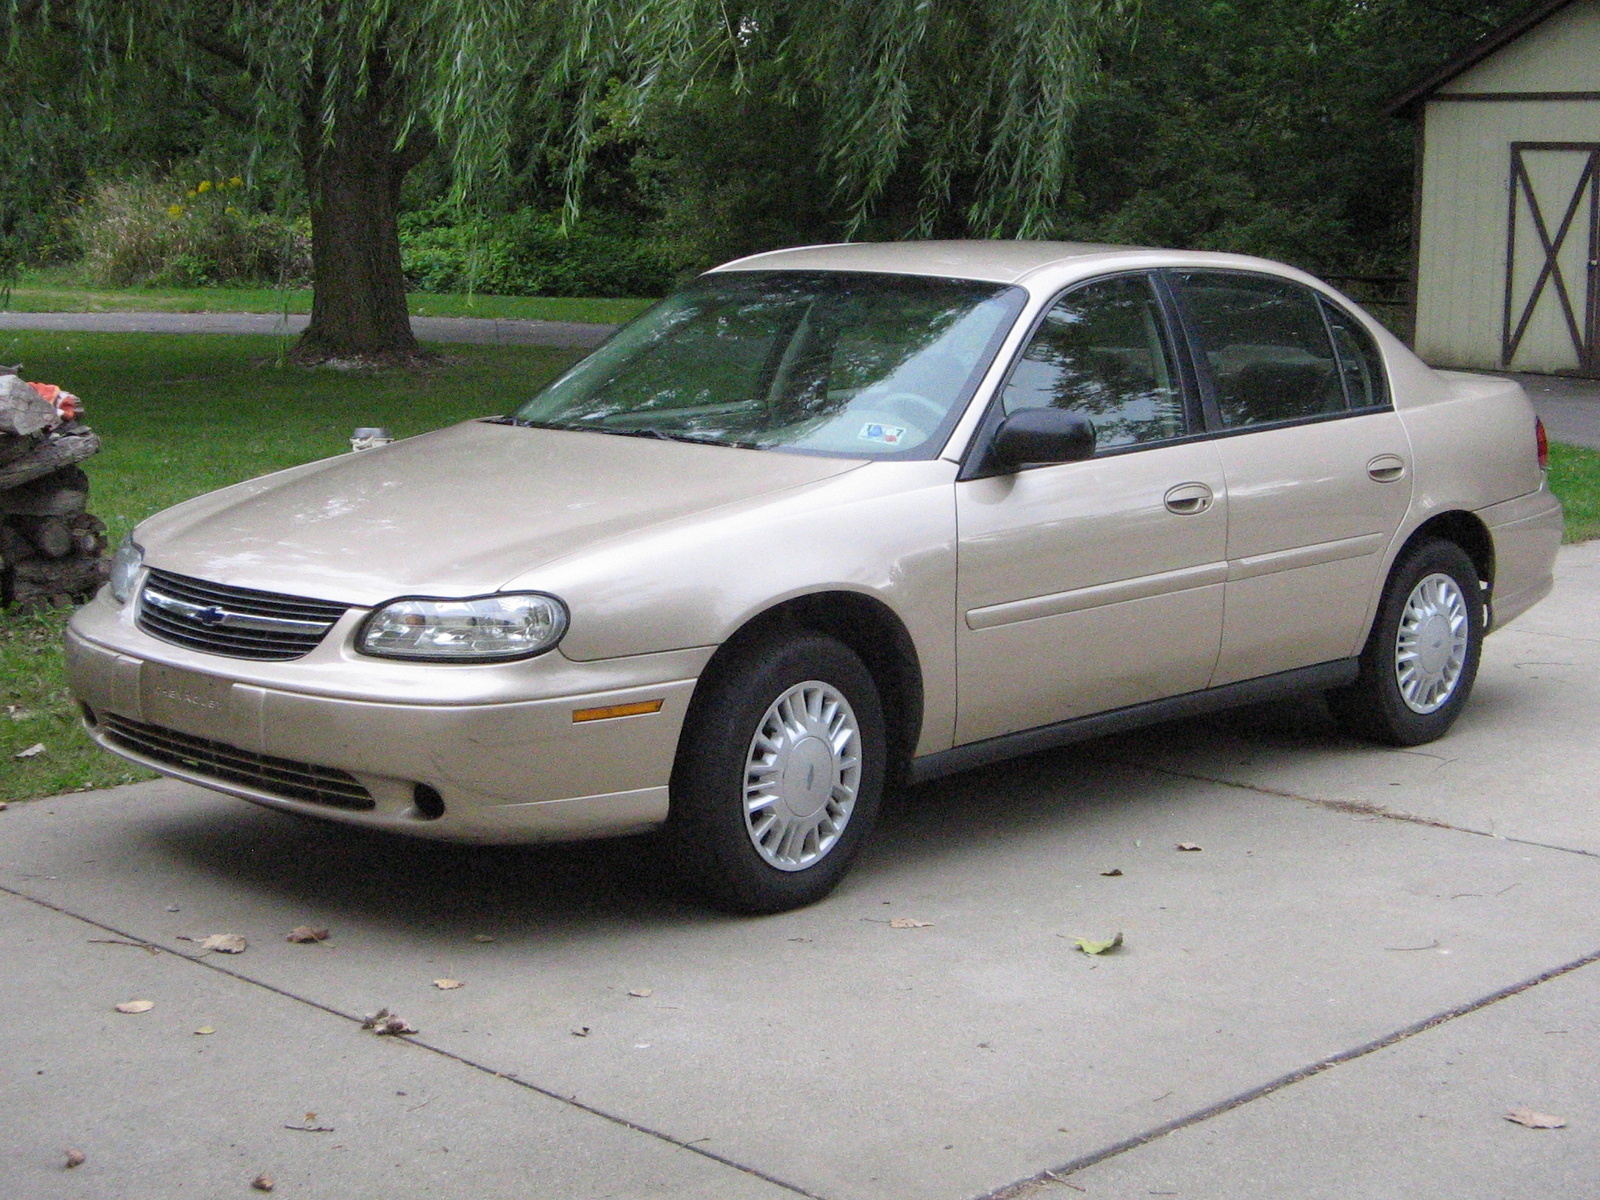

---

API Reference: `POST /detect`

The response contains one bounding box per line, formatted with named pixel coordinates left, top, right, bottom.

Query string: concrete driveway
left=4, top=544, right=1598, bottom=1199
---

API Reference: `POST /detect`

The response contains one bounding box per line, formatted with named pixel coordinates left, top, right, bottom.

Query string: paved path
left=3, top=544, right=1597, bottom=1199
left=3, top=310, right=1597, bottom=449
left=0, top=309, right=618, bottom=350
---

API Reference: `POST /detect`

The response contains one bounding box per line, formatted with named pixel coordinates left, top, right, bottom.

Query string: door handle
left=1164, top=482, right=1214, bottom=515
left=1367, top=454, right=1407, bottom=482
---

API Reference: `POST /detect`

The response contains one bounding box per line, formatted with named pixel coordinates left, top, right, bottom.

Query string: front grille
left=138, top=568, right=348, bottom=661
left=102, top=713, right=375, bottom=811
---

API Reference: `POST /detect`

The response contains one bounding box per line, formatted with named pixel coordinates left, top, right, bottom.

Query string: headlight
left=108, top=536, right=144, bottom=604
left=357, top=592, right=568, bottom=661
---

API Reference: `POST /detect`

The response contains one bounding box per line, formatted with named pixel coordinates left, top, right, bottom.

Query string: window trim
left=1162, top=268, right=1395, bottom=438
left=957, top=270, right=1206, bottom=481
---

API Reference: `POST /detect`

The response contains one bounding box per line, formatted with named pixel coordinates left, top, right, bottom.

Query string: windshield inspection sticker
left=859, top=422, right=907, bottom=446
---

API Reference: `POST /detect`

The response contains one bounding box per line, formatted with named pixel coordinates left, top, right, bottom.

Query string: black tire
left=1328, top=538, right=1484, bottom=746
left=667, top=632, right=886, bottom=914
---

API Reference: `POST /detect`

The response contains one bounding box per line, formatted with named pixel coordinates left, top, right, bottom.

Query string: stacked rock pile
left=0, top=370, right=109, bottom=609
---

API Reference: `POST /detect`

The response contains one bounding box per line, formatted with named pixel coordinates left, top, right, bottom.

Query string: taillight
left=1536, top=416, right=1549, bottom=471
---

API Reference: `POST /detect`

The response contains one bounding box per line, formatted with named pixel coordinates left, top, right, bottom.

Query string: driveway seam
left=974, top=946, right=1600, bottom=1200
left=0, top=882, right=831, bottom=1200
left=1103, top=758, right=1600, bottom=862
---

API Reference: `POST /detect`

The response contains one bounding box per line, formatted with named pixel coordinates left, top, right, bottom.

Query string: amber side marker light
left=572, top=699, right=665, bottom=723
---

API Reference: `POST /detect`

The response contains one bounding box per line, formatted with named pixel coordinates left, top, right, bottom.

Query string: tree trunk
left=292, top=53, right=434, bottom=364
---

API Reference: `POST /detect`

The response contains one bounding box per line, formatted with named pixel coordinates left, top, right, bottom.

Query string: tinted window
left=1177, top=273, right=1345, bottom=428
left=1320, top=298, right=1389, bottom=411
left=1000, top=275, right=1187, bottom=450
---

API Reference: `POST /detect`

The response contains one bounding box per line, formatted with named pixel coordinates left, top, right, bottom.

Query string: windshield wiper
left=484, top=416, right=761, bottom=450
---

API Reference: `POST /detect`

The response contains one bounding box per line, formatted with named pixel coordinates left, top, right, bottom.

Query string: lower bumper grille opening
left=102, top=713, right=375, bottom=811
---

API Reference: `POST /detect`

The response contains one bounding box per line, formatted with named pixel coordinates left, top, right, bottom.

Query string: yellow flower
left=167, top=204, right=184, bottom=218
left=228, top=176, right=243, bottom=188
left=224, top=205, right=240, bottom=215
left=197, top=180, right=212, bottom=193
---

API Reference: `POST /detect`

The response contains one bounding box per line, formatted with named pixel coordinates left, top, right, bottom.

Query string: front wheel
left=667, top=633, right=886, bottom=914
left=1328, top=538, right=1484, bottom=746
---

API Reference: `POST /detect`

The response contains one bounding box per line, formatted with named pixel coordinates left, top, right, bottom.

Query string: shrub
left=76, top=175, right=309, bottom=288
left=400, top=207, right=677, bottom=298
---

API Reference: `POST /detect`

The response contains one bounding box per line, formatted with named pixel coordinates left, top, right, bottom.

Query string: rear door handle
left=1367, top=454, right=1407, bottom=482
left=1164, top=482, right=1214, bottom=515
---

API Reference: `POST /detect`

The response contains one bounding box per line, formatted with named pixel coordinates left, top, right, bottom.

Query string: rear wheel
left=668, top=633, right=886, bottom=914
left=1328, top=539, right=1484, bottom=746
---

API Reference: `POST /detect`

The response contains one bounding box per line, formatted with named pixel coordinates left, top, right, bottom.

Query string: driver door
left=955, top=274, right=1228, bottom=744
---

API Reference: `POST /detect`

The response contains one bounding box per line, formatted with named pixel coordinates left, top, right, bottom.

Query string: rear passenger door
left=1170, top=271, right=1412, bottom=685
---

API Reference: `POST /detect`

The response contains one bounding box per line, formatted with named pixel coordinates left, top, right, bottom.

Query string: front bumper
left=65, top=589, right=710, bottom=844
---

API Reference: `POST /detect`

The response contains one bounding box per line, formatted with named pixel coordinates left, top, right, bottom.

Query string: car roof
left=707, top=240, right=1305, bottom=287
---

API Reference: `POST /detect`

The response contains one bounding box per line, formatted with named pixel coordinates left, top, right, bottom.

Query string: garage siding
left=1411, top=0, right=1600, bottom=374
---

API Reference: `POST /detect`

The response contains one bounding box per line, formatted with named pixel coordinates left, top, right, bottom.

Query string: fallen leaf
left=251, top=1173, right=275, bottom=1192
left=433, top=979, right=464, bottom=990
left=889, top=917, right=933, bottom=929
left=305, top=1113, right=315, bottom=1121
left=1071, top=933, right=1124, bottom=955
left=64, top=1149, right=86, bottom=1169
left=1177, top=843, right=1203, bottom=852
left=361, top=1007, right=416, bottom=1036
left=114, top=999, right=154, bottom=1014
left=471, top=934, right=496, bottom=943
left=14, top=743, right=45, bottom=759
left=0, top=802, right=8, bottom=812
left=198, top=933, right=247, bottom=954
left=1505, top=1107, right=1566, bottom=1129
left=627, top=987, right=653, bottom=998
left=1100, top=868, right=1123, bottom=877
left=571, top=1026, right=591, bottom=1037
left=286, top=925, right=329, bottom=943
left=194, top=1026, right=215, bottom=1036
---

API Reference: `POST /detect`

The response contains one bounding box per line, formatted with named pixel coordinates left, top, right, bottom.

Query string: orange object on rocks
left=26, top=381, right=80, bottom=421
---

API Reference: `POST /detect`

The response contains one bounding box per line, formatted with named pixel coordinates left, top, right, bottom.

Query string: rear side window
left=1000, top=274, right=1187, bottom=451
left=1176, top=272, right=1346, bottom=428
left=1319, top=298, right=1390, bottom=411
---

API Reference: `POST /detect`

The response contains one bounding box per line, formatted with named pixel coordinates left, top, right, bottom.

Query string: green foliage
left=74, top=174, right=309, bottom=288
left=1063, top=0, right=1531, bottom=275
left=399, top=206, right=677, bottom=298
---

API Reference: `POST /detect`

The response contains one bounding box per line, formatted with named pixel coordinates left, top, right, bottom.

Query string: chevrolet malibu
left=66, top=241, right=1564, bottom=913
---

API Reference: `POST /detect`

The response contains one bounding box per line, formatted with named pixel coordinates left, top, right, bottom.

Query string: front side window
left=998, top=274, right=1187, bottom=450
left=1176, top=272, right=1346, bottom=428
left=512, top=271, right=1025, bottom=458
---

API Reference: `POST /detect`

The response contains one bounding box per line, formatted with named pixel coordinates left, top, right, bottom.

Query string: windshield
left=511, top=271, right=1025, bottom=458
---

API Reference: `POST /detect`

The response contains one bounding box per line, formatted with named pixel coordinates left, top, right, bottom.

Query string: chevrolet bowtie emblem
left=194, top=606, right=228, bottom=627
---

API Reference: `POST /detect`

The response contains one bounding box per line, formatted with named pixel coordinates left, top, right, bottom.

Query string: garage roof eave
left=1385, top=0, right=1580, bottom=118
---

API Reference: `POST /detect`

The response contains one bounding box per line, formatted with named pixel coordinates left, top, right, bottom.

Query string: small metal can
left=350, top=427, right=394, bottom=452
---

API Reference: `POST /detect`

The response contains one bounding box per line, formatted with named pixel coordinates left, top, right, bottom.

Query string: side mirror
left=986, top=407, right=1096, bottom=473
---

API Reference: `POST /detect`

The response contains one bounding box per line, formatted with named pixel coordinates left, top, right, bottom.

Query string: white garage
left=1393, top=0, right=1600, bottom=375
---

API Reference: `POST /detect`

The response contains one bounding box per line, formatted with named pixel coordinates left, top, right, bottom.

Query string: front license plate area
left=140, top=664, right=244, bottom=741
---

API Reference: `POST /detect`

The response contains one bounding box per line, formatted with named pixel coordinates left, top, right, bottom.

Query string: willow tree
left=6, top=0, right=1132, bottom=362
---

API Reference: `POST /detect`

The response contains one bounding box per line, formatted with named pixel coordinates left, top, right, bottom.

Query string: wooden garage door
left=1503, top=142, right=1600, bottom=376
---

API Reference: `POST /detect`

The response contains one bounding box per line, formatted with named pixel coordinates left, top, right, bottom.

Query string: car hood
left=137, top=421, right=866, bottom=606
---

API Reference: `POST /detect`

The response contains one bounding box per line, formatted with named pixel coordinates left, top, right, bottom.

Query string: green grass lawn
left=1, top=326, right=1597, bottom=804
left=1549, top=441, right=1600, bottom=544
left=5, top=266, right=655, bottom=326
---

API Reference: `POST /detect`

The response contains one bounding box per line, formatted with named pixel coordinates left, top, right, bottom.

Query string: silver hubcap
left=743, top=681, right=861, bottom=872
left=1395, top=572, right=1470, bottom=714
